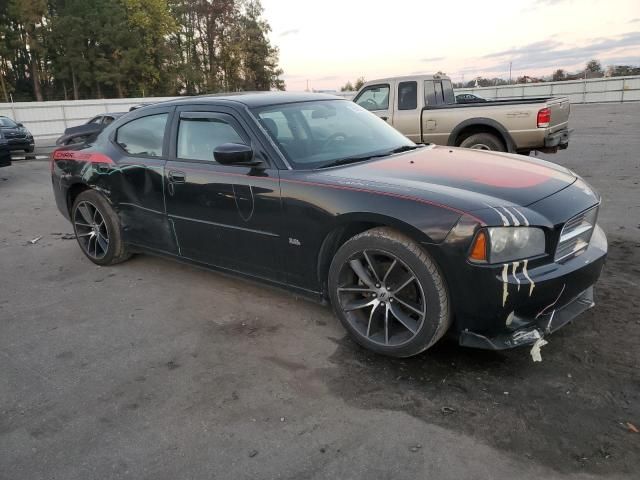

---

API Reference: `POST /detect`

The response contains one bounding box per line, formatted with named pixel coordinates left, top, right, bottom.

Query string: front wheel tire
left=72, top=189, right=130, bottom=266
left=328, top=227, right=451, bottom=357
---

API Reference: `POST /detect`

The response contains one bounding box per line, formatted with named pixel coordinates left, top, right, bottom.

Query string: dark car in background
left=0, top=116, right=35, bottom=158
left=56, top=112, right=125, bottom=146
left=455, top=93, right=489, bottom=103
left=50, top=93, right=606, bottom=358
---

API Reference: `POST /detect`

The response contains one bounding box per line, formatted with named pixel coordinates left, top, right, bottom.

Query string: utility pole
left=509, top=62, right=512, bottom=84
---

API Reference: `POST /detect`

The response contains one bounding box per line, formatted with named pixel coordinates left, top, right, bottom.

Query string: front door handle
left=168, top=170, right=186, bottom=183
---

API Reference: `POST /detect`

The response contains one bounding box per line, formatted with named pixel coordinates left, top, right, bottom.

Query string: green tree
left=7, top=0, right=48, bottom=101
left=552, top=69, right=566, bottom=81
left=585, top=59, right=602, bottom=73
left=0, top=0, right=285, bottom=100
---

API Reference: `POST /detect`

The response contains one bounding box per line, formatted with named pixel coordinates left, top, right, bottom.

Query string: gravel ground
left=0, top=102, right=638, bottom=479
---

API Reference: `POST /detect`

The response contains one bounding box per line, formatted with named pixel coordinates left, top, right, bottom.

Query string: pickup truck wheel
left=71, top=190, right=131, bottom=266
left=459, top=132, right=505, bottom=152
left=328, top=227, right=451, bottom=358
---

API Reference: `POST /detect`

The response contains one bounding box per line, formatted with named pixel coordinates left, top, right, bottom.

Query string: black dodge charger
left=50, top=93, right=607, bottom=358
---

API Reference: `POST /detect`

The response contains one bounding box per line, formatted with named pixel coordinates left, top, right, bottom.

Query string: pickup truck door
left=163, top=106, right=284, bottom=281
left=353, top=83, right=393, bottom=124
left=421, top=80, right=455, bottom=145
left=393, top=80, right=421, bottom=143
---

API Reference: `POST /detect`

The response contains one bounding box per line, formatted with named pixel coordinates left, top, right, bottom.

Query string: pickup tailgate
left=546, top=97, right=570, bottom=133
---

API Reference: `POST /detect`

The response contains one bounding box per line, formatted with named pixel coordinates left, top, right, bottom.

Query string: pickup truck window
left=354, top=84, right=390, bottom=111
left=398, top=81, right=417, bottom=110
left=434, top=81, right=444, bottom=105
left=442, top=80, right=455, bottom=104
left=424, top=81, right=437, bottom=106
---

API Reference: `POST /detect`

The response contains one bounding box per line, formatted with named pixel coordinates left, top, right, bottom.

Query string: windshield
left=253, top=100, right=414, bottom=169
left=0, top=117, right=18, bottom=128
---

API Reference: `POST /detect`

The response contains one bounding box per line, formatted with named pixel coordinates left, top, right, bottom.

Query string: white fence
left=456, top=75, right=640, bottom=104
left=0, top=96, right=178, bottom=141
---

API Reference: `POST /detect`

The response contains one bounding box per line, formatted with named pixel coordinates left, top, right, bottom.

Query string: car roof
left=150, top=91, right=344, bottom=109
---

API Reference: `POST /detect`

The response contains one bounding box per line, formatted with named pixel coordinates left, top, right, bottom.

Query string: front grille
left=554, top=206, right=599, bottom=262
left=5, top=132, right=26, bottom=139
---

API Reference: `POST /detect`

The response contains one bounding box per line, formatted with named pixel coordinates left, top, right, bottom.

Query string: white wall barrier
left=455, top=75, right=640, bottom=104
left=0, top=96, right=178, bottom=141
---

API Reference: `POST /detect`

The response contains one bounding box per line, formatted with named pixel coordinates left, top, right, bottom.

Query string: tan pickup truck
left=354, top=74, right=571, bottom=154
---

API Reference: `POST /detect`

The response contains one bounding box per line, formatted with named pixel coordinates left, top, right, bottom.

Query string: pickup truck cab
left=354, top=75, right=571, bottom=155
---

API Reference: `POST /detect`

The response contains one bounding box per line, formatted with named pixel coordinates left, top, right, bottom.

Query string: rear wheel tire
left=459, top=132, right=506, bottom=152
left=328, top=227, right=451, bottom=357
left=71, top=189, right=130, bottom=266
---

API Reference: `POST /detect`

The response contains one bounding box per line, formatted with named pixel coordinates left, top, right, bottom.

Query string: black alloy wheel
left=73, top=200, right=110, bottom=260
left=336, top=249, right=426, bottom=347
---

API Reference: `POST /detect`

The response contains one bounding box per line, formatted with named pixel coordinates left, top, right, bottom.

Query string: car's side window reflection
left=177, top=116, right=245, bottom=162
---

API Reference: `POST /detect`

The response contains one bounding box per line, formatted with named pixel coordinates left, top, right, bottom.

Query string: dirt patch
left=322, top=237, right=640, bottom=475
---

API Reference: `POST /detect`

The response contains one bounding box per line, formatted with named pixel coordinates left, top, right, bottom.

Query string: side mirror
left=214, top=143, right=261, bottom=167
left=17, top=122, right=23, bottom=127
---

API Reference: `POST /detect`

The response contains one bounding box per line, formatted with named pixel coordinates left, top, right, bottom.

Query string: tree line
left=453, top=59, right=640, bottom=89
left=0, top=0, right=284, bottom=103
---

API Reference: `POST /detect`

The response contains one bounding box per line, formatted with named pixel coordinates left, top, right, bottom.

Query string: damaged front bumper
left=453, top=223, right=607, bottom=352
left=459, top=286, right=595, bottom=350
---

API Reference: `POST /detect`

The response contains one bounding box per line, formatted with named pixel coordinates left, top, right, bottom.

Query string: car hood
left=318, top=145, right=577, bottom=211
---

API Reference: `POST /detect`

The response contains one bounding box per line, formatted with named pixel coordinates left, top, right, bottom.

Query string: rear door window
left=424, top=81, right=437, bottom=106
left=398, top=81, right=417, bottom=110
left=354, top=84, right=390, bottom=111
left=442, top=80, right=455, bottom=104
left=116, top=113, right=168, bottom=156
left=434, top=82, right=444, bottom=105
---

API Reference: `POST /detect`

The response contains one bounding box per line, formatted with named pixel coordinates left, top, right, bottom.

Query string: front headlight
left=470, top=227, right=546, bottom=263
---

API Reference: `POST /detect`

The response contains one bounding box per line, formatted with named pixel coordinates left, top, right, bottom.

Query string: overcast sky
left=261, top=0, right=640, bottom=91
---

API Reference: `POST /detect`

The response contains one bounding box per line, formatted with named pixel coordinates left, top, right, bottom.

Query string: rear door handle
left=168, top=170, right=186, bottom=183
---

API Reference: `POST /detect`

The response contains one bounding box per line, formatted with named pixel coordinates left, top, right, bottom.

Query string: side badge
left=289, top=237, right=301, bottom=246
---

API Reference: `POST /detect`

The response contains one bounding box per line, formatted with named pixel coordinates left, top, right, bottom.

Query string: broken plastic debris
left=29, top=236, right=42, bottom=244
left=530, top=337, right=549, bottom=362
left=441, top=406, right=456, bottom=415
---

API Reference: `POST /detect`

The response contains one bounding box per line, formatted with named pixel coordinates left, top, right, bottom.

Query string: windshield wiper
left=319, top=145, right=422, bottom=169
left=319, top=153, right=390, bottom=168
left=389, top=144, right=422, bottom=154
